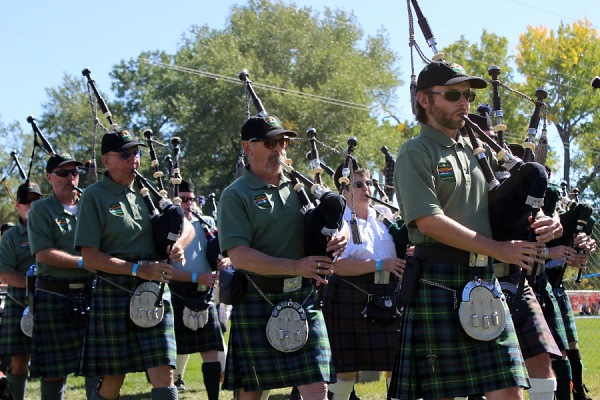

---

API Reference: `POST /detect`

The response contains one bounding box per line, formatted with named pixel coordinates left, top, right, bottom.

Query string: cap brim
left=121, top=141, right=148, bottom=151
left=56, top=160, right=85, bottom=169
left=263, top=128, right=297, bottom=140
left=445, top=76, right=487, bottom=89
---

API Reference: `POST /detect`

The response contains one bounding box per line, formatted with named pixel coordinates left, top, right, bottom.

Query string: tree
left=109, top=0, right=405, bottom=197
left=516, top=18, right=600, bottom=203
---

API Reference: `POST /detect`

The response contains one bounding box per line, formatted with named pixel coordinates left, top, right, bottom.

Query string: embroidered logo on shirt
left=253, top=194, right=271, bottom=209
left=109, top=203, right=125, bottom=217
left=437, top=162, right=456, bottom=182
left=55, top=217, right=69, bottom=231
left=18, top=240, right=29, bottom=248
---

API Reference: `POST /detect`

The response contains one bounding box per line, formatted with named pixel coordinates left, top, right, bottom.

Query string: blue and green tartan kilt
left=538, top=281, right=568, bottom=351
left=170, top=282, right=225, bottom=355
left=388, top=261, right=529, bottom=400
left=555, top=289, right=578, bottom=343
left=79, top=273, right=176, bottom=377
left=322, top=274, right=400, bottom=373
left=0, top=287, right=30, bottom=356
left=223, top=284, right=333, bottom=392
left=499, top=276, right=562, bottom=360
left=30, top=276, right=92, bottom=378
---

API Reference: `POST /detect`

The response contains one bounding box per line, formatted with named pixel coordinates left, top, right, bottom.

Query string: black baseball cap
left=46, top=153, right=84, bottom=173
left=241, top=114, right=297, bottom=141
left=101, top=129, right=146, bottom=155
left=417, top=61, right=487, bottom=91
left=16, top=182, right=42, bottom=204
left=179, top=179, right=194, bottom=193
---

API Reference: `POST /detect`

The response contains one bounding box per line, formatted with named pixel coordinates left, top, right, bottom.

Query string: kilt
left=170, top=282, right=225, bottom=355
left=79, top=272, right=177, bottom=376
left=499, top=276, right=562, bottom=360
left=30, top=276, right=92, bottom=378
left=388, top=260, right=529, bottom=400
left=223, top=283, right=333, bottom=391
left=322, top=273, right=399, bottom=372
left=533, top=276, right=568, bottom=351
left=0, top=287, right=30, bottom=356
left=555, top=289, right=578, bottom=343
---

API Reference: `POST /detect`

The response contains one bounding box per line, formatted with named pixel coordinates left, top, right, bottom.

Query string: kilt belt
left=414, top=245, right=489, bottom=267
left=245, top=274, right=312, bottom=293
left=494, top=263, right=545, bottom=278
left=36, top=278, right=87, bottom=295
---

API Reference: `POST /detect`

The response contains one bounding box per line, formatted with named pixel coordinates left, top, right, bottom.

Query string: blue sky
left=0, top=0, right=595, bottom=158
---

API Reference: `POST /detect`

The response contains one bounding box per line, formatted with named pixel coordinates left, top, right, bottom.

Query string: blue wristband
left=77, top=257, right=84, bottom=269
left=131, top=263, right=139, bottom=277
left=191, top=272, right=197, bottom=283
left=376, top=259, right=383, bottom=272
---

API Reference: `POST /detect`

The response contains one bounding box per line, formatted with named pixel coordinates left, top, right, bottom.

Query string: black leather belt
left=36, top=278, right=86, bottom=295
left=246, top=274, right=312, bottom=293
left=414, top=245, right=489, bottom=266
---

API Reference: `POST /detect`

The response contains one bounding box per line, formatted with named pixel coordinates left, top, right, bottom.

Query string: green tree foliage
left=515, top=18, right=600, bottom=202
left=110, top=0, right=405, bottom=197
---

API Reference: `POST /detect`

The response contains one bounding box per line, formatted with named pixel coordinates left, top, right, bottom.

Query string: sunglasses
left=249, top=137, right=290, bottom=150
left=52, top=168, right=80, bottom=178
left=429, top=90, right=476, bottom=103
left=111, top=149, right=143, bottom=160
left=354, top=179, right=372, bottom=189
left=180, top=197, right=196, bottom=203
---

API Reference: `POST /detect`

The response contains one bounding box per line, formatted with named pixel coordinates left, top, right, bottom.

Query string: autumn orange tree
left=516, top=18, right=600, bottom=203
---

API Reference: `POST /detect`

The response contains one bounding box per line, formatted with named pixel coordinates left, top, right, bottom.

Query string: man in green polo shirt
left=390, top=61, right=563, bottom=400
left=0, top=182, right=41, bottom=400
left=218, top=113, right=347, bottom=400
left=74, top=128, right=193, bottom=400
left=28, top=153, right=100, bottom=400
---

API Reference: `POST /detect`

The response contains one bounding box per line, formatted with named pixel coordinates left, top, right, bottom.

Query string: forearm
left=81, top=246, right=134, bottom=275
left=35, top=248, right=81, bottom=270
left=333, top=257, right=379, bottom=276
left=227, top=246, right=298, bottom=276
left=0, top=271, right=26, bottom=288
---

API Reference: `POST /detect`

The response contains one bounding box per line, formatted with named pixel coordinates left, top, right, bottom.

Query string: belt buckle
left=283, top=276, right=302, bottom=293
left=469, top=253, right=488, bottom=267
left=69, top=283, right=85, bottom=290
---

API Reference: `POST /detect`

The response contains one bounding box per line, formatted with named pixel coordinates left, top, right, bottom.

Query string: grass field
left=23, top=317, right=600, bottom=399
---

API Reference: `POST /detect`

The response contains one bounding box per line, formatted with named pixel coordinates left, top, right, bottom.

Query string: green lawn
left=23, top=317, right=600, bottom=399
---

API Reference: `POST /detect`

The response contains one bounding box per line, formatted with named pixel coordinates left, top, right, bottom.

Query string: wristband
left=77, top=257, right=84, bottom=269
left=376, top=259, right=383, bottom=272
left=131, top=263, right=139, bottom=277
left=191, top=272, right=197, bottom=283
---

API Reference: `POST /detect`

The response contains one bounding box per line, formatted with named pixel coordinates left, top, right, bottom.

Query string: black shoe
left=290, top=386, right=302, bottom=400
left=573, top=384, right=592, bottom=400
left=174, top=374, right=186, bottom=392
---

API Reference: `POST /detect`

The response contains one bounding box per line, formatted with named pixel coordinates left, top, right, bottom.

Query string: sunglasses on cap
left=429, top=90, right=476, bottom=103
left=52, top=168, right=80, bottom=178
left=353, top=179, right=372, bottom=189
left=110, top=149, right=143, bottom=160
left=249, top=137, right=290, bottom=150
left=180, top=197, right=196, bottom=203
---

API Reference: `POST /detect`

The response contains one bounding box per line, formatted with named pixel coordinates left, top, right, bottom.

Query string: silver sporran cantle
left=129, top=282, right=165, bottom=328
left=266, top=300, right=309, bottom=352
left=458, top=278, right=507, bottom=341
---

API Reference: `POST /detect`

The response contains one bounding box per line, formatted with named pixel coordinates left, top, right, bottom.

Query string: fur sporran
left=129, top=282, right=165, bottom=328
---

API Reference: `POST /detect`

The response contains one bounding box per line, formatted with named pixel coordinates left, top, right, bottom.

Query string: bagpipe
left=82, top=67, right=186, bottom=307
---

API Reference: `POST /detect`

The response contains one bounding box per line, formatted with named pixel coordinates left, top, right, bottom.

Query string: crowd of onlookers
left=580, top=302, right=599, bottom=316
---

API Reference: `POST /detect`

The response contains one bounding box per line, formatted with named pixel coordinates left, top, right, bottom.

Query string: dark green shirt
left=0, top=219, right=35, bottom=275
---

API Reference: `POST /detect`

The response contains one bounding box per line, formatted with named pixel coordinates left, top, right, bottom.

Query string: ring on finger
left=317, top=261, right=321, bottom=268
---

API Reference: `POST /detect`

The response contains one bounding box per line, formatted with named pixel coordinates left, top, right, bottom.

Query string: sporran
left=20, top=306, right=33, bottom=337
left=182, top=292, right=210, bottom=331
left=361, top=294, right=400, bottom=324
left=129, top=281, right=165, bottom=328
left=458, top=278, right=507, bottom=341
left=64, top=288, right=91, bottom=327
left=266, top=300, right=309, bottom=352
left=500, top=281, right=533, bottom=326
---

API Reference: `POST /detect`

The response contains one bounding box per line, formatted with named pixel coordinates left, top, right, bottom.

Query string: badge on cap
left=265, top=115, right=282, bottom=128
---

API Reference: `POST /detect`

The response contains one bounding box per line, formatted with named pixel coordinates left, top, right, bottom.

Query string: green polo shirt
left=218, top=166, right=306, bottom=267
left=394, top=124, right=494, bottom=245
left=0, top=219, right=35, bottom=275
left=28, top=193, right=91, bottom=279
left=74, top=174, right=156, bottom=258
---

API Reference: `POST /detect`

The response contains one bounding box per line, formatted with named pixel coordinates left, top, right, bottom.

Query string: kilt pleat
left=223, top=284, right=333, bottom=392
left=556, top=290, right=578, bottom=343
left=388, top=261, right=529, bottom=400
left=0, top=287, right=30, bottom=356
left=322, top=274, right=399, bottom=372
left=170, top=282, right=225, bottom=354
left=79, top=273, right=176, bottom=376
